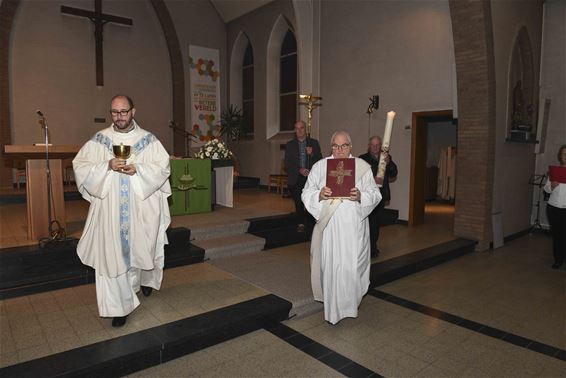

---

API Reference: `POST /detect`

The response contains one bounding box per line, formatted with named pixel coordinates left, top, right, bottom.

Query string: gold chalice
left=113, top=144, right=131, bottom=160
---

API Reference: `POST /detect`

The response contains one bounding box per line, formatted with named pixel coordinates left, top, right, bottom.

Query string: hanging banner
left=189, top=45, right=221, bottom=146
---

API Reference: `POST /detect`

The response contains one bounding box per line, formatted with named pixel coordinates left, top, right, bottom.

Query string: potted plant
left=220, top=105, right=251, bottom=142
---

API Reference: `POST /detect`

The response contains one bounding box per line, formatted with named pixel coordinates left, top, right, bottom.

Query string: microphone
left=36, top=110, right=44, bottom=117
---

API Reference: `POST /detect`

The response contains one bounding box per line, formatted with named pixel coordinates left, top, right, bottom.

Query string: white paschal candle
left=376, top=111, right=396, bottom=181
left=383, top=111, right=396, bottom=149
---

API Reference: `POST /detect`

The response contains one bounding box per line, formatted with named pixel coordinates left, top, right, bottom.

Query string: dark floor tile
left=367, top=373, right=385, bottom=378
left=457, top=318, right=484, bottom=331
left=555, top=349, right=566, bottom=361
left=319, top=351, right=353, bottom=370
left=478, top=325, right=506, bottom=339
left=339, top=361, right=376, bottom=378
left=527, top=341, right=559, bottom=357
left=285, top=333, right=314, bottom=349
left=265, top=323, right=297, bottom=340
left=301, top=342, right=333, bottom=359
left=419, top=306, right=444, bottom=318
left=437, top=311, right=462, bottom=324
left=502, top=333, right=533, bottom=348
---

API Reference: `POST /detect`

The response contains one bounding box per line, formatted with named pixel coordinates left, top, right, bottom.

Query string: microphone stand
left=529, top=173, right=546, bottom=232
left=169, top=121, right=196, bottom=157
left=37, top=112, right=71, bottom=248
left=39, top=114, right=54, bottom=238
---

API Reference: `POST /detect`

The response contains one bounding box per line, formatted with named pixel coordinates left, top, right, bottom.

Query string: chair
left=268, top=159, right=288, bottom=196
left=63, top=158, right=75, bottom=185
left=14, top=159, right=26, bottom=190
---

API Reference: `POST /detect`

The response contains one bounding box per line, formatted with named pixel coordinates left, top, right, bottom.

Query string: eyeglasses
left=110, top=108, right=132, bottom=117
left=331, top=143, right=351, bottom=150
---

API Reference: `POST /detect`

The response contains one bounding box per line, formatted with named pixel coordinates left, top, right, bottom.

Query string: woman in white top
left=544, top=144, right=566, bottom=269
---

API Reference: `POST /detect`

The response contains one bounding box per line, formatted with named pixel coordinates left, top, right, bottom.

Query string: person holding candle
left=544, top=144, right=566, bottom=269
left=73, top=95, right=172, bottom=327
left=360, top=135, right=398, bottom=258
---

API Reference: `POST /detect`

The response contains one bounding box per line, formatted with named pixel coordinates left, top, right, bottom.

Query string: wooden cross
left=61, top=0, right=133, bottom=86
left=328, top=161, right=352, bottom=186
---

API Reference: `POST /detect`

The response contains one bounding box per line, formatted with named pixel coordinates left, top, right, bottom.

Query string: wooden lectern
left=4, top=145, right=81, bottom=240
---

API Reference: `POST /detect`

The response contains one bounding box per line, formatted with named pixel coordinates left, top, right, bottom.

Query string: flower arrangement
left=194, top=139, right=233, bottom=160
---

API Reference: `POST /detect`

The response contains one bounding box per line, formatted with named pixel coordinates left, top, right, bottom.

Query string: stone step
left=193, top=233, right=265, bottom=260
left=190, top=220, right=250, bottom=240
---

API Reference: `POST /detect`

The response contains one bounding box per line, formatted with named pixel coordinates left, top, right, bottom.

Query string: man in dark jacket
left=284, top=121, right=322, bottom=232
left=359, top=136, right=398, bottom=257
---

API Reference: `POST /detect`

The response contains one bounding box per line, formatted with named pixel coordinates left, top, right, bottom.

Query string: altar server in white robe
left=73, top=95, right=171, bottom=327
left=302, top=131, right=381, bottom=324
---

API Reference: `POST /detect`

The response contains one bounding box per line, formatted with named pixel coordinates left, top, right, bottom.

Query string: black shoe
left=296, top=224, right=305, bottom=233
left=141, top=286, right=153, bottom=297
left=551, top=263, right=562, bottom=269
left=112, top=316, right=127, bottom=327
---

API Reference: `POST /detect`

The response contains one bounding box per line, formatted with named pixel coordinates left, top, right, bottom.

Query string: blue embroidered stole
left=92, top=131, right=158, bottom=267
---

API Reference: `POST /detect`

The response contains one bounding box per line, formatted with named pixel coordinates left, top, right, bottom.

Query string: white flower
left=195, top=139, right=233, bottom=160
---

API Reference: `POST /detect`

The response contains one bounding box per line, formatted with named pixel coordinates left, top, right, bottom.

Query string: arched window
left=279, top=29, right=297, bottom=132
left=242, top=42, right=254, bottom=137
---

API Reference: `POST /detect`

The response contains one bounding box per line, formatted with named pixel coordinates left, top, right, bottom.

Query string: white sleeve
left=301, top=160, right=325, bottom=220
left=72, top=141, right=113, bottom=201
left=130, top=140, right=172, bottom=200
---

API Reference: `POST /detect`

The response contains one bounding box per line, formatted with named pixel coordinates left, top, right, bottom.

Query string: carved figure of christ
left=61, top=0, right=133, bottom=86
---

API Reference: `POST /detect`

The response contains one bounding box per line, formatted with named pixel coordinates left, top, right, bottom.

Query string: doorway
left=409, top=110, right=456, bottom=226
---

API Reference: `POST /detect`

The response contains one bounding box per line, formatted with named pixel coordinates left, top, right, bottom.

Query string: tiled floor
left=378, top=233, right=566, bottom=350
left=0, top=264, right=267, bottom=368
left=129, top=329, right=343, bottom=378
left=126, top=233, right=564, bottom=377
left=4, top=190, right=564, bottom=377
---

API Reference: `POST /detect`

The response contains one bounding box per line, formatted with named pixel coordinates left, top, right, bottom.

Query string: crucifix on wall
left=61, top=0, right=133, bottom=86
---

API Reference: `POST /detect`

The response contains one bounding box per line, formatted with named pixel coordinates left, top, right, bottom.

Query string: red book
left=326, top=158, right=355, bottom=198
left=549, top=166, right=566, bottom=184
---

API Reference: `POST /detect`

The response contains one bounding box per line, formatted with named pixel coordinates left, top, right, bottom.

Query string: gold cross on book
left=328, top=160, right=352, bottom=186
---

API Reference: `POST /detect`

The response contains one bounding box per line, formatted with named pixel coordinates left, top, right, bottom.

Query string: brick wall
left=0, top=0, right=20, bottom=189
left=449, top=0, right=496, bottom=251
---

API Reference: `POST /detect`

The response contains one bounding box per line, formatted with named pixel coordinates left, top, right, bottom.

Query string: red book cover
left=326, top=158, right=355, bottom=198
left=549, top=166, right=566, bottom=184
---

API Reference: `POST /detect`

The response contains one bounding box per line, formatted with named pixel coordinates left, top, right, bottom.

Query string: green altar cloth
left=169, top=159, right=211, bottom=215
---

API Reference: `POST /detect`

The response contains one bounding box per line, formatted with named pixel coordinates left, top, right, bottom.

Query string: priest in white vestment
left=73, top=95, right=171, bottom=327
left=302, top=131, right=381, bottom=324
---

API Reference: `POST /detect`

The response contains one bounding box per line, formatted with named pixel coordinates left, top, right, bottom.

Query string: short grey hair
left=330, top=131, right=352, bottom=145
left=368, top=135, right=382, bottom=144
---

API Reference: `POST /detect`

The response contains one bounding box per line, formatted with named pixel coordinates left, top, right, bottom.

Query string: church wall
left=164, top=0, right=227, bottom=154
left=226, top=0, right=296, bottom=183
left=318, top=0, right=456, bottom=221
left=535, top=0, right=566, bottom=229
left=10, top=1, right=173, bottom=150
left=490, top=0, right=543, bottom=236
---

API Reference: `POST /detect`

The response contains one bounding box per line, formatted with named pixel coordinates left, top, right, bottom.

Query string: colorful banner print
left=189, top=45, right=221, bottom=146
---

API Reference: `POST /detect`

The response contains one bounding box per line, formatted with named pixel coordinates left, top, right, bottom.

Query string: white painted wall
left=226, top=0, right=297, bottom=182
left=164, top=0, right=227, bottom=149
left=11, top=0, right=172, bottom=150
left=319, top=0, right=456, bottom=220
left=491, top=0, right=544, bottom=236
left=9, top=0, right=226, bottom=155
left=534, top=0, right=566, bottom=228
